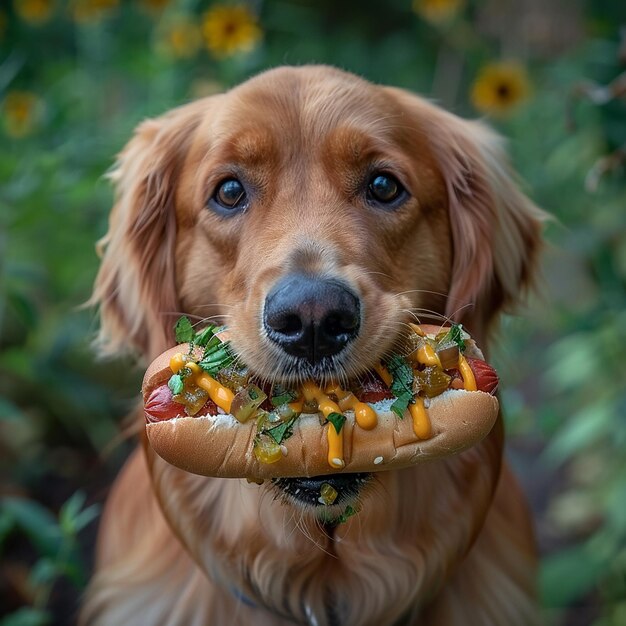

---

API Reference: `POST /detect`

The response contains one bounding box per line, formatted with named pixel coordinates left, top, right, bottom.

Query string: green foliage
left=1, top=0, right=625, bottom=623
left=0, top=493, right=99, bottom=624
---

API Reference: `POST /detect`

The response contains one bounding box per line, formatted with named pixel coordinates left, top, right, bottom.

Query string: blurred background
left=1, top=0, right=625, bottom=624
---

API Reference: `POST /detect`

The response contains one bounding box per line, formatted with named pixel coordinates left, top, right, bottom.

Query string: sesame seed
left=374, top=456, right=383, bottom=465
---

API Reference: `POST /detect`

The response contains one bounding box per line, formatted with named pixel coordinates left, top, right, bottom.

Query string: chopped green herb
left=174, top=316, right=195, bottom=343
left=198, top=345, right=234, bottom=375
left=265, top=416, right=297, bottom=444
left=174, top=316, right=225, bottom=352
left=321, top=504, right=360, bottom=525
left=326, top=412, right=346, bottom=434
left=168, top=373, right=184, bottom=395
left=272, top=393, right=293, bottom=407
left=194, top=325, right=218, bottom=348
left=386, top=354, right=414, bottom=418
left=201, top=334, right=223, bottom=354
left=390, top=392, right=413, bottom=419
left=439, top=323, right=467, bottom=352
left=335, top=504, right=359, bottom=524
left=271, top=385, right=298, bottom=407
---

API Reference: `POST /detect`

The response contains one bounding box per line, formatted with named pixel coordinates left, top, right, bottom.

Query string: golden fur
left=83, top=66, right=544, bottom=625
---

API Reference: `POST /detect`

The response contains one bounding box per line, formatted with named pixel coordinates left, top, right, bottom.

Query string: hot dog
left=143, top=321, right=499, bottom=480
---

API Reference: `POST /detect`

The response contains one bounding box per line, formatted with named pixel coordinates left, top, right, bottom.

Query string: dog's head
left=93, top=65, right=542, bottom=368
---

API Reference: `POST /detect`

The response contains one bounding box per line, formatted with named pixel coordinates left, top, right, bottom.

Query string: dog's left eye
left=367, top=173, right=405, bottom=205
left=210, top=178, right=247, bottom=214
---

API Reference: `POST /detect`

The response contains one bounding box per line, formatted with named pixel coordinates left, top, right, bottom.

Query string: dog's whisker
left=161, top=311, right=206, bottom=320
left=293, top=512, right=335, bottom=557
left=400, top=307, right=452, bottom=323
left=351, top=269, right=393, bottom=281
left=445, top=301, right=475, bottom=320
left=401, top=309, right=423, bottom=324
left=195, top=314, right=234, bottom=321
left=392, top=288, right=449, bottom=299
left=193, top=303, right=237, bottom=310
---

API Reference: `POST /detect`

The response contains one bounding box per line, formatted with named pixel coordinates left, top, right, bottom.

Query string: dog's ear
left=429, top=113, right=546, bottom=330
left=90, top=101, right=205, bottom=360
left=387, top=88, right=546, bottom=334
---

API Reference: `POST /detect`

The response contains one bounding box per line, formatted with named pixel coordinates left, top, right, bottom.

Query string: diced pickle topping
left=319, top=483, right=338, bottom=506
left=216, top=365, right=251, bottom=392
left=412, top=366, right=452, bottom=398
left=172, top=386, right=209, bottom=415
left=436, top=344, right=460, bottom=370
left=230, top=384, right=267, bottom=423
left=253, top=435, right=282, bottom=464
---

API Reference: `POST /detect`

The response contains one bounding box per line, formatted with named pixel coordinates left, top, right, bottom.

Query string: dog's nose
left=263, top=274, right=360, bottom=362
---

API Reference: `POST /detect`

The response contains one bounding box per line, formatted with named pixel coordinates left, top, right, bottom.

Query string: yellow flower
left=470, top=62, right=531, bottom=117
left=2, top=91, right=43, bottom=138
left=14, top=0, right=54, bottom=25
left=413, top=0, right=464, bottom=24
left=71, top=0, right=118, bottom=24
left=158, top=18, right=202, bottom=59
left=202, top=4, right=261, bottom=58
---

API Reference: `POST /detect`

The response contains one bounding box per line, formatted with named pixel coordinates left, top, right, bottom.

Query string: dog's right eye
left=210, top=178, right=248, bottom=215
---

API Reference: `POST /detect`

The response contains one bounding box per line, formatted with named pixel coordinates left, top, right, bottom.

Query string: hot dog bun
left=143, top=339, right=499, bottom=480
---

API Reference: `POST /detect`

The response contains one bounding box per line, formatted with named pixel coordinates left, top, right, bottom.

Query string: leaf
left=386, top=354, right=414, bottom=417
left=198, top=345, right=234, bottom=376
left=390, top=393, right=412, bottom=419
left=543, top=400, right=611, bottom=465
left=59, top=491, right=99, bottom=535
left=265, top=416, right=297, bottom=444
left=202, top=334, right=228, bottom=354
left=7, top=290, right=39, bottom=328
left=438, top=323, right=466, bottom=352
left=29, top=557, right=58, bottom=587
left=174, top=316, right=194, bottom=343
left=194, top=325, right=218, bottom=348
left=270, top=385, right=298, bottom=407
left=59, top=491, right=86, bottom=533
left=71, top=504, right=100, bottom=534
left=0, top=498, right=61, bottom=557
left=335, top=504, right=360, bottom=525
left=540, top=543, right=604, bottom=606
left=326, top=412, right=346, bottom=434
left=56, top=556, right=86, bottom=587
left=545, top=334, right=597, bottom=391
left=0, top=607, right=52, bottom=626
left=387, top=354, right=413, bottom=397
left=168, top=374, right=184, bottom=396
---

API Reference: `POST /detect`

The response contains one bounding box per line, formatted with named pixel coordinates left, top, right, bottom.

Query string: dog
left=81, top=65, right=544, bottom=626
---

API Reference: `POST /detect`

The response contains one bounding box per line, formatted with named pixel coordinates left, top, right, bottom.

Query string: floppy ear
left=90, top=101, right=204, bottom=360
left=387, top=89, right=547, bottom=334
left=430, top=112, right=546, bottom=329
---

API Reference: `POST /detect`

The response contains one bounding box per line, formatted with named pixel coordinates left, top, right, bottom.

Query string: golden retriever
left=81, top=65, right=544, bottom=626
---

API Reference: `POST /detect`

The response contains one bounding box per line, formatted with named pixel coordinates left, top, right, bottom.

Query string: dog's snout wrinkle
left=263, top=274, right=360, bottom=363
